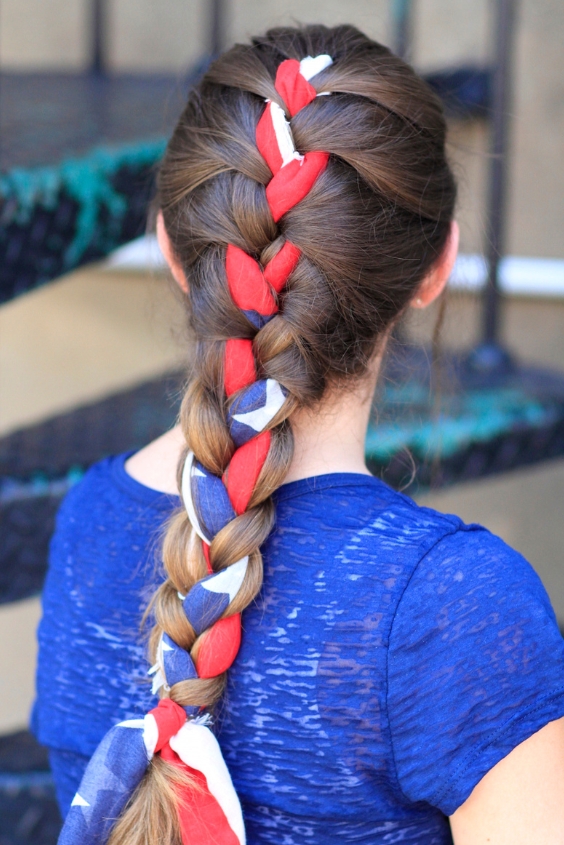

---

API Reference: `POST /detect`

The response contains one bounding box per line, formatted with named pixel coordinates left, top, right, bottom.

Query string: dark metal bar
left=483, top=0, right=517, bottom=345
left=209, top=0, right=227, bottom=58
left=392, top=0, right=413, bottom=62
left=91, top=0, right=106, bottom=76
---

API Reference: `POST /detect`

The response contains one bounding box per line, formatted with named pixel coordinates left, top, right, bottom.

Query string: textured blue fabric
left=34, top=453, right=564, bottom=844
left=48, top=749, right=90, bottom=815
left=183, top=579, right=231, bottom=635
left=58, top=719, right=149, bottom=845
left=192, top=458, right=236, bottom=539
left=227, top=378, right=288, bottom=447
left=159, top=631, right=198, bottom=687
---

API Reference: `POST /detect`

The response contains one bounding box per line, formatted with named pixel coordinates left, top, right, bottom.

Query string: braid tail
left=58, top=53, right=333, bottom=845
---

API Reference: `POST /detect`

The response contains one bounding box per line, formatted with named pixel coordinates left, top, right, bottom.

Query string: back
left=34, top=454, right=564, bottom=844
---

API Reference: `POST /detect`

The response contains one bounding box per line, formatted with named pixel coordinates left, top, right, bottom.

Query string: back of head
left=108, top=23, right=456, bottom=845
left=161, top=24, right=455, bottom=395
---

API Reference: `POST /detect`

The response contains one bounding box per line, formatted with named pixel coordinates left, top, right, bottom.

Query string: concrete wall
left=0, top=0, right=488, bottom=72
left=228, top=0, right=389, bottom=46
left=108, top=0, right=207, bottom=72
left=414, top=0, right=490, bottom=69
left=509, top=0, right=564, bottom=257
left=0, top=267, right=187, bottom=436
left=0, top=0, right=89, bottom=70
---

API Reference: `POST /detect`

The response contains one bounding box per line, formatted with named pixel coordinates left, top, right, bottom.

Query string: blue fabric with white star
left=191, top=460, right=236, bottom=539
left=183, top=579, right=231, bottom=636
left=58, top=721, right=148, bottom=845
left=227, top=379, right=287, bottom=447
left=161, top=632, right=198, bottom=686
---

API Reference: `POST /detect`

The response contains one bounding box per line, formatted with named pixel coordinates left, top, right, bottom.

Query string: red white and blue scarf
left=58, top=52, right=333, bottom=845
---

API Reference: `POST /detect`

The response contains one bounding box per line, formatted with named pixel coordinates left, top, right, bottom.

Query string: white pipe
left=449, top=254, right=564, bottom=297
left=105, top=235, right=564, bottom=299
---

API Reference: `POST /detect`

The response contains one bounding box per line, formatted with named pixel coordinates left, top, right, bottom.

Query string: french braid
left=58, top=24, right=456, bottom=845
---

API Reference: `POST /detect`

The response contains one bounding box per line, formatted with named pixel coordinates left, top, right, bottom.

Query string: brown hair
left=109, top=23, right=456, bottom=844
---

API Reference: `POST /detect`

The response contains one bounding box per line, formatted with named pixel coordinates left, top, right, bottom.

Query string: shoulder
left=273, top=475, right=469, bottom=608
left=338, top=477, right=466, bottom=562
left=385, top=512, right=564, bottom=815
left=53, top=448, right=178, bottom=545
left=369, top=486, right=551, bottom=611
left=55, top=426, right=184, bottom=528
left=278, top=472, right=462, bottom=539
left=45, top=450, right=178, bottom=616
left=56, top=454, right=119, bottom=520
left=387, top=507, right=559, bottom=659
left=377, top=492, right=560, bottom=656
left=396, top=519, right=555, bottom=630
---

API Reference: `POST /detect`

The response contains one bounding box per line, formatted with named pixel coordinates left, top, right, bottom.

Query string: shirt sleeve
left=386, top=523, right=564, bottom=816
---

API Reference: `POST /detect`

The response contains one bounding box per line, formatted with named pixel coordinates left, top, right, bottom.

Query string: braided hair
left=58, top=24, right=456, bottom=845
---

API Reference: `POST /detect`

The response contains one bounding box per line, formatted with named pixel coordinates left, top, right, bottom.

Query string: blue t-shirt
left=33, top=453, right=564, bottom=845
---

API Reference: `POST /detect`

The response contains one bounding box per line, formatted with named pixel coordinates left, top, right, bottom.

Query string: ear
left=156, top=211, right=189, bottom=293
left=411, top=221, right=459, bottom=309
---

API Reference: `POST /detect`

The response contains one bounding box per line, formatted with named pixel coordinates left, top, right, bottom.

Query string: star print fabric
left=58, top=720, right=149, bottom=845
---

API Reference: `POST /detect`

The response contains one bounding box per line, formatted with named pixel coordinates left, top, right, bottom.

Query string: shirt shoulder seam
left=431, top=686, right=564, bottom=812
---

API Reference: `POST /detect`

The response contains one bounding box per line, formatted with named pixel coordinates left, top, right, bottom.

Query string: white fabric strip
left=148, top=665, right=165, bottom=695
left=269, top=101, right=302, bottom=167
left=170, top=721, right=246, bottom=845
left=117, top=719, right=146, bottom=729
left=299, top=54, right=333, bottom=81
left=201, top=556, right=249, bottom=602
left=142, top=713, right=159, bottom=758
left=266, top=54, right=333, bottom=169
left=181, top=451, right=212, bottom=544
left=148, top=632, right=173, bottom=694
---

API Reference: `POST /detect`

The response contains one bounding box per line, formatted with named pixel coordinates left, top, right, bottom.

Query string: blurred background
left=1, top=1, right=563, bottom=842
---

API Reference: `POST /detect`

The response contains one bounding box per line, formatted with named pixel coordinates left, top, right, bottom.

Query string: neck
left=283, top=374, right=376, bottom=485
left=125, top=365, right=379, bottom=495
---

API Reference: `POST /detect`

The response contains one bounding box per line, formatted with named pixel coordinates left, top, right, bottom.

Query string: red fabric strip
left=225, top=430, right=271, bottom=515
left=202, top=542, right=213, bottom=575
left=148, top=698, right=187, bottom=752
left=265, top=151, right=329, bottom=222
left=275, top=59, right=317, bottom=116
left=264, top=241, right=301, bottom=292
left=256, top=107, right=284, bottom=175
left=226, top=244, right=277, bottom=315
left=196, top=614, right=242, bottom=678
left=159, top=745, right=241, bottom=845
left=224, top=339, right=256, bottom=397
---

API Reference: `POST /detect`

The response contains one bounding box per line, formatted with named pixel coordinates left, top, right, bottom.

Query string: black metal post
left=91, top=0, right=106, bottom=76
left=209, top=0, right=227, bottom=58
left=465, top=0, right=517, bottom=375
left=483, top=0, right=517, bottom=347
left=392, top=0, right=413, bottom=62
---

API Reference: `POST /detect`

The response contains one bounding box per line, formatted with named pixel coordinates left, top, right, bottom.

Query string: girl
left=34, top=24, right=564, bottom=845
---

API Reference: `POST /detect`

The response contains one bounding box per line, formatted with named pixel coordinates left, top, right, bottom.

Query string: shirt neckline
left=110, top=451, right=180, bottom=509
left=274, top=472, right=386, bottom=502
left=111, top=451, right=387, bottom=507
